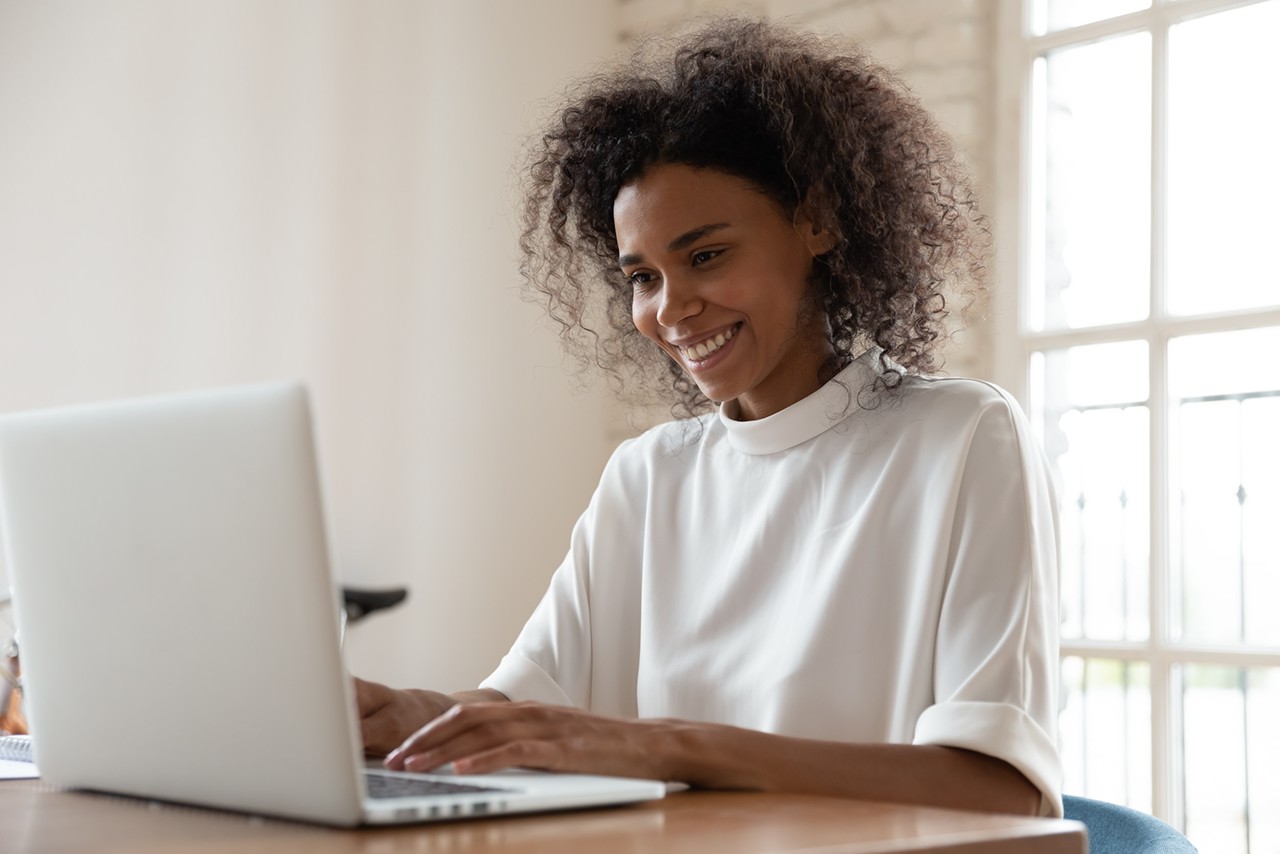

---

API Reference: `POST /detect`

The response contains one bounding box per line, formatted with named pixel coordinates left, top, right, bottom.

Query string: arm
left=381, top=702, right=1041, bottom=815
left=667, top=721, right=1042, bottom=815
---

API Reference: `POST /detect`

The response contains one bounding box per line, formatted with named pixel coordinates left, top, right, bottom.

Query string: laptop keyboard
left=365, top=771, right=510, bottom=800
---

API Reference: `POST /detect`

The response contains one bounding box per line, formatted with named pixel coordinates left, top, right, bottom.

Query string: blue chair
left=1063, top=795, right=1197, bottom=853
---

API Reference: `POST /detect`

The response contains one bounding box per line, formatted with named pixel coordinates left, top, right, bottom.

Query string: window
left=996, top=1, right=1280, bottom=850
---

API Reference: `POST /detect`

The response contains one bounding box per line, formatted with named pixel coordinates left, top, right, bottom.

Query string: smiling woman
left=519, top=18, right=987, bottom=421
left=356, top=17, right=1062, bottom=820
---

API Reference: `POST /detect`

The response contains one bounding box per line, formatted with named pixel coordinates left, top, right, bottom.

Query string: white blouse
left=481, top=350, right=1064, bottom=815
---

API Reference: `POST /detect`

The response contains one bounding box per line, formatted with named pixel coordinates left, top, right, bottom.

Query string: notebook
left=0, top=733, right=33, bottom=762
left=0, top=382, right=664, bottom=825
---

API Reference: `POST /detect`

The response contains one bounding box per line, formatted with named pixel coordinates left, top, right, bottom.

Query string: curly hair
left=519, top=16, right=988, bottom=418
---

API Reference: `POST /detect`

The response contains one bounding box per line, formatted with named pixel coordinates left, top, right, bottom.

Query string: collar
left=718, top=349, right=883, bottom=455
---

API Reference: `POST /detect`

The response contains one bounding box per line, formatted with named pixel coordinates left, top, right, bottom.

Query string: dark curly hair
left=520, top=16, right=988, bottom=418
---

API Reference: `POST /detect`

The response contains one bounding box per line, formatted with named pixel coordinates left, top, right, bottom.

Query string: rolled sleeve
left=480, top=652, right=576, bottom=707
left=914, top=701, right=1063, bottom=817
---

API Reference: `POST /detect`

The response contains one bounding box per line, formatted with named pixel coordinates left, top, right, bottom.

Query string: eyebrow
left=617, top=222, right=732, bottom=268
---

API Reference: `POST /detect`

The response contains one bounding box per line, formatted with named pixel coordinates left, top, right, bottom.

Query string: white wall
left=0, top=0, right=619, bottom=691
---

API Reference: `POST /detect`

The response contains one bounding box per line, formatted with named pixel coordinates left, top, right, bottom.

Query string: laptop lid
left=0, top=383, right=366, bottom=824
left=0, top=382, right=665, bottom=826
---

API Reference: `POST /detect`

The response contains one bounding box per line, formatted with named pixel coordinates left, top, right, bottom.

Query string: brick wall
left=617, top=0, right=995, bottom=210
left=608, top=0, right=998, bottom=436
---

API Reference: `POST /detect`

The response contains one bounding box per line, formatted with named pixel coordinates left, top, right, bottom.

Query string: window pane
left=1167, top=2, right=1280, bottom=317
left=1181, top=665, right=1280, bottom=853
left=1060, top=656, right=1151, bottom=811
left=1168, top=327, right=1280, bottom=401
left=1031, top=34, right=1151, bottom=330
left=1032, top=341, right=1149, bottom=641
left=1170, top=328, right=1280, bottom=645
left=1031, top=0, right=1150, bottom=35
left=1240, top=396, right=1280, bottom=646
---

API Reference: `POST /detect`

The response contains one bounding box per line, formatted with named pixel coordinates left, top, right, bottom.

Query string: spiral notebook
left=0, top=383, right=663, bottom=823
left=0, top=733, right=33, bottom=762
left=0, top=733, right=37, bottom=779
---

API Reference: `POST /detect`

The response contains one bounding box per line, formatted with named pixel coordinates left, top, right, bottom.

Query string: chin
left=696, top=387, right=736, bottom=407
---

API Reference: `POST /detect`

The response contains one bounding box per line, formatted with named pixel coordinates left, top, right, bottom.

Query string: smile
left=680, top=324, right=739, bottom=362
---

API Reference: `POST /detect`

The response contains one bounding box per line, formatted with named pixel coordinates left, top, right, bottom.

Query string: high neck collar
left=718, top=349, right=883, bottom=455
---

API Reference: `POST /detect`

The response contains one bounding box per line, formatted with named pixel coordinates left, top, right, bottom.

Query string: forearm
left=659, top=722, right=1042, bottom=816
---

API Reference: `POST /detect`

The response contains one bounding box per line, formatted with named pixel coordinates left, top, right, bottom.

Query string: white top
left=481, top=350, right=1063, bottom=816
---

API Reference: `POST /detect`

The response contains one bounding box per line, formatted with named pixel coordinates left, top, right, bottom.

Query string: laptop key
left=365, top=772, right=511, bottom=800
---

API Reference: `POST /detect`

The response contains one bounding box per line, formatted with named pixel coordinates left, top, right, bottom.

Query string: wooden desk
left=1, top=780, right=1085, bottom=853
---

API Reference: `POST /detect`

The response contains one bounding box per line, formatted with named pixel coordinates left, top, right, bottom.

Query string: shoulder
left=597, top=412, right=719, bottom=485
left=899, top=374, right=1020, bottom=418
left=857, top=374, right=1042, bottom=475
left=896, top=377, right=1052, bottom=497
left=857, top=373, right=1028, bottom=439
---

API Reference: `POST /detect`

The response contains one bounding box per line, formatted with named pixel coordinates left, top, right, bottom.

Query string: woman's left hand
left=382, top=700, right=687, bottom=781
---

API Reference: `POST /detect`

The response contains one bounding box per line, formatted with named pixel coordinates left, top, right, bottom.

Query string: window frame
left=993, top=0, right=1280, bottom=833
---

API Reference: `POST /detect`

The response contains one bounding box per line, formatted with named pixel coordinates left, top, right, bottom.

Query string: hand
left=383, top=701, right=684, bottom=781
left=354, top=676, right=456, bottom=757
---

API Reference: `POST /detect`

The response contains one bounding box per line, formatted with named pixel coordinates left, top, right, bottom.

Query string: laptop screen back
left=0, top=383, right=367, bottom=824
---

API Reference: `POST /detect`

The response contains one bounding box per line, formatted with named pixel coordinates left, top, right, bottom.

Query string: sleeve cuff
left=478, top=653, right=577, bottom=708
left=913, top=701, right=1064, bottom=817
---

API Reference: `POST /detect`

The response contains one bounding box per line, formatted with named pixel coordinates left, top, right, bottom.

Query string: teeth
left=684, top=325, right=736, bottom=361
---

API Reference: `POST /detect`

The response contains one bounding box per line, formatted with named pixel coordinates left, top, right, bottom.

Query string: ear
left=794, top=206, right=838, bottom=256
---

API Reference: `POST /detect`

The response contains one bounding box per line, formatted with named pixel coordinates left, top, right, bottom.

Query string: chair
left=1063, top=795, right=1197, bottom=854
left=338, top=586, right=408, bottom=646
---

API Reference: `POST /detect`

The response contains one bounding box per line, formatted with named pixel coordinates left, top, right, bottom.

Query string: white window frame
left=992, top=0, right=1280, bottom=833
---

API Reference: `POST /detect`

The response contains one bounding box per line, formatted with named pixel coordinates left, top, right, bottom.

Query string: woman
left=357, top=18, right=1062, bottom=817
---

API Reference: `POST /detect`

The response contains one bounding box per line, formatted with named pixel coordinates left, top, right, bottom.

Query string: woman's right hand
left=354, top=676, right=456, bottom=757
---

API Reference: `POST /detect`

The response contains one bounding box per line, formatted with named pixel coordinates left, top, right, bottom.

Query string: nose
left=654, top=274, right=704, bottom=329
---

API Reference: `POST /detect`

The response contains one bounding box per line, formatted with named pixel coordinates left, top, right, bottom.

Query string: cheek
left=630, top=295, right=657, bottom=339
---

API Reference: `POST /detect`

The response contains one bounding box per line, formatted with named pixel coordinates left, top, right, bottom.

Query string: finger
left=389, top=709, right=512, bottom=770
left=387, top=703, right=548, bottom=769
left=399, top=723, right=538, bottom=774
left=451, top=739, right=564, bottom=776
left=405, top=701, right=553, bottom=752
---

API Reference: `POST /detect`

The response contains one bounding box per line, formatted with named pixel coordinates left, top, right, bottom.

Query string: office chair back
left=1063, top=795, right=1197, bottom=853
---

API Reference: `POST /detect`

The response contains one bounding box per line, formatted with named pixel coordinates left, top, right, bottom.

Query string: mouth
left=678, top=323, right=741, bottom=363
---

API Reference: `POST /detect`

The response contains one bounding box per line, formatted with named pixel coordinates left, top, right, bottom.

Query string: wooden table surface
left=1, top=779, right=1086, bottom=853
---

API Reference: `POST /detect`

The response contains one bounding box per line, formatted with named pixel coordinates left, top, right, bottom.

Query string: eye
left=691, top=249, right=721, bottom=266
left=627, top=270, right=658, bottom=291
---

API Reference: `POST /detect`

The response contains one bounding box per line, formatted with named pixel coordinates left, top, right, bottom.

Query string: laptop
left=0, top=382, right=664, bottom=826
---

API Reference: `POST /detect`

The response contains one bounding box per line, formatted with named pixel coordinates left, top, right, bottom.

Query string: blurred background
left=1, top=1, right=1276, bottom=850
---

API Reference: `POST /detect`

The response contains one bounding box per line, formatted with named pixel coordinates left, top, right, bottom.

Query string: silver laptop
left=0, top=382, right=664, bottom=826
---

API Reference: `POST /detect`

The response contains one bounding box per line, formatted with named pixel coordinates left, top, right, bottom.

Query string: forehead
left=612, top=164, right=782, bottom=244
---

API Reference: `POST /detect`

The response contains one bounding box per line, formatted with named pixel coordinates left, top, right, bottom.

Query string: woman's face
left=614, top=163, right=834, bottom=421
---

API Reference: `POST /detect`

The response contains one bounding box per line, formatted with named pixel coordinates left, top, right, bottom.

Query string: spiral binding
left=0, top=733, right=33, bottom=763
